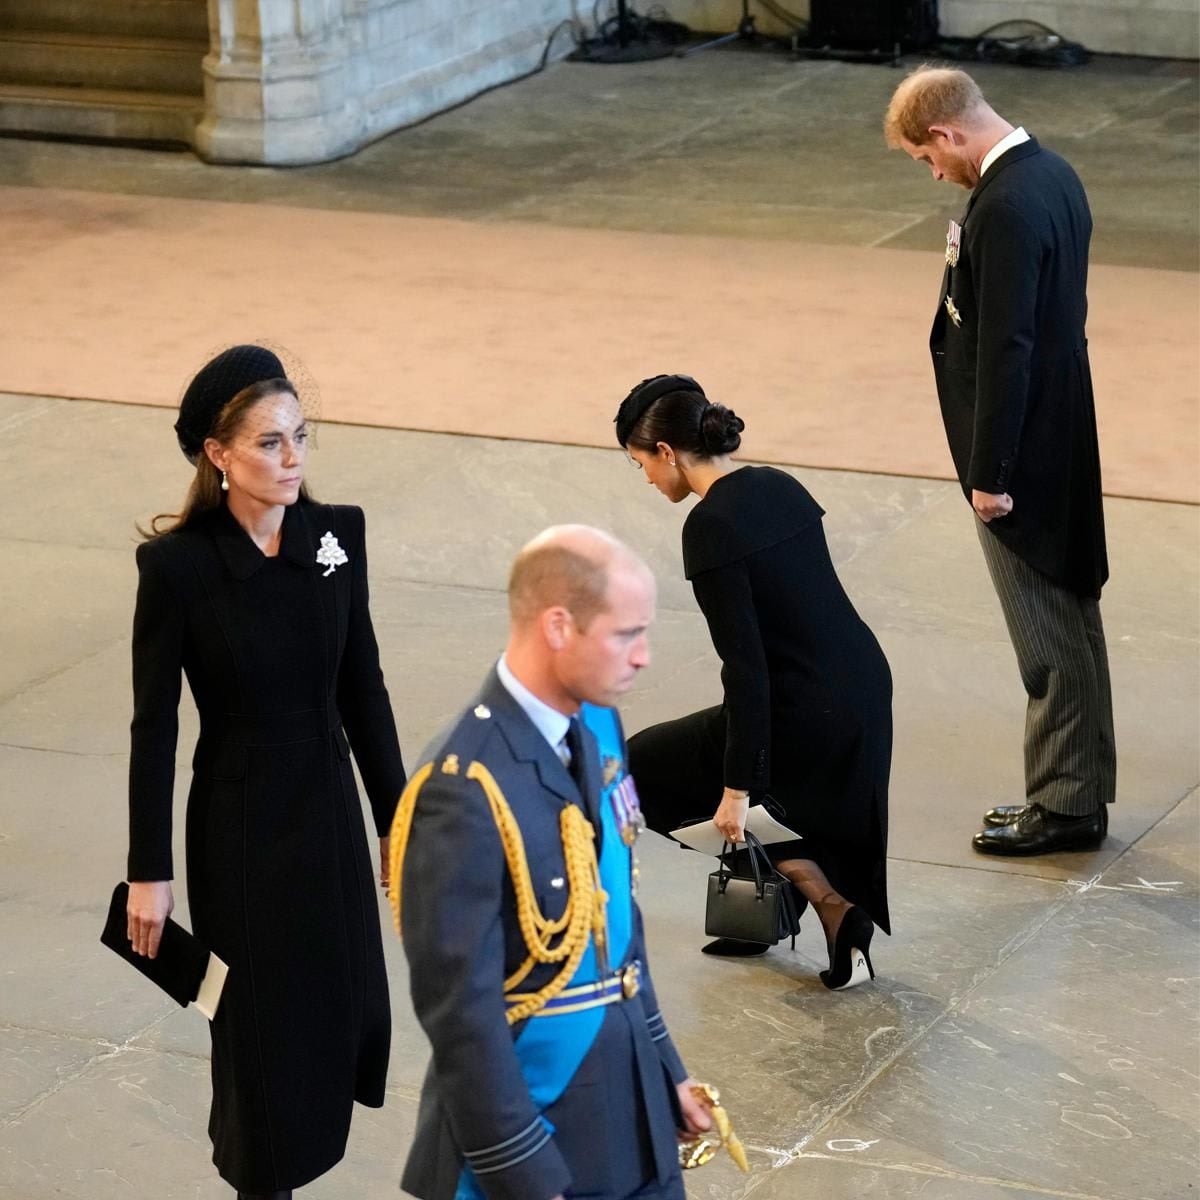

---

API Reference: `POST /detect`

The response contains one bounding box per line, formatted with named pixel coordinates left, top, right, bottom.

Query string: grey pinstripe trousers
left=976, top=521, right=1117, bottom=816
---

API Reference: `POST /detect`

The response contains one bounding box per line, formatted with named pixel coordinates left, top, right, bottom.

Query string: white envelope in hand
left=669, top=805, right=801, bottom=857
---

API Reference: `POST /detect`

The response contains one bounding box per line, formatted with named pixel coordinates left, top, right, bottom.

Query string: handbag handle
left=718, top=830, right=772, bottom=900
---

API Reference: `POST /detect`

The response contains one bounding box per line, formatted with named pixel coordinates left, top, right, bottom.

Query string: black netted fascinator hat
left=174, top=344, right=287, bottom=462
left=614, top=373, right=706, bottom=446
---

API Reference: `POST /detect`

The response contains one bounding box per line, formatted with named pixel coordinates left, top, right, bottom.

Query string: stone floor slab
left=745, top=1156, right=1064, bottom=1199
left=0, top=1026, right=102, bottom=1124
left=0, top=1045, right=243, bottom=1199
left=0, top=393, right=178, bottom=554
left=0, top=541, right=133, bottom=706
left=1106, top=788, right=1200, bottom=898
left=627, top=846, right=1069, bottom=1150
left=0, top=746, right=131, bottom=904
left=809, top=893, right=1200, bottom=1200
left=0, top=899, right=177, bottom=1043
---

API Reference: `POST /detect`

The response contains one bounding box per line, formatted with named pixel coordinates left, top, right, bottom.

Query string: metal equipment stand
left=677, top=0, right=757, bottom=57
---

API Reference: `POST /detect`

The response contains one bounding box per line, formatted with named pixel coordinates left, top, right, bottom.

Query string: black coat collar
left=210, top=500, right=317, bottom=580
left=682, top=466, right=823, bottom=578
left=477, top=668, right=603, bottom=832
left=965, top=136, right=1041, bottom=219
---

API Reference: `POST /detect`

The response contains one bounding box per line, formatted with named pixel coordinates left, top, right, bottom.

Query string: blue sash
left=455, top=704, right=632, bottom=1199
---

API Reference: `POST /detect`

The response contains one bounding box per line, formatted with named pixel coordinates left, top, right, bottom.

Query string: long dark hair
left=623, top=389, right=745, bottom=460
left=142, top=379, right=313, bottom=538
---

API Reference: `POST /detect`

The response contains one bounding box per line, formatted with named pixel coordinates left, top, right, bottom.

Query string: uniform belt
left=506, top=962, right=641, bottom=1017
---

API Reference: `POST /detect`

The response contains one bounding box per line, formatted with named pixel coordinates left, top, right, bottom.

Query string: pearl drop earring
left=221, top=470, right=229, bottom=492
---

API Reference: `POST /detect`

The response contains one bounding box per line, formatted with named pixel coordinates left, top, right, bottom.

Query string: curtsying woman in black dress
left=614, top=374, right=892, bottom=990
left=124, top=346, right=406, bottom=1198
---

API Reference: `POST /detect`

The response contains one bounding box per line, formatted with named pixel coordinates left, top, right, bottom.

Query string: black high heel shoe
left=819, top=906, right=876, bottom=991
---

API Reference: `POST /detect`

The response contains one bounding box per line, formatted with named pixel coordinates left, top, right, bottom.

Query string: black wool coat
left=127, top=500, right=406, bottom=1192
left=932, top=137, right=1108, bottom=598
left=681, top=466, right=893, bottom=932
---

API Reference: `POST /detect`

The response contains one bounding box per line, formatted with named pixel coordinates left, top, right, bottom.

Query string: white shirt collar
left=496, top=655, right=572, bottom=753
left=980, top=126, right=1030, bottom=178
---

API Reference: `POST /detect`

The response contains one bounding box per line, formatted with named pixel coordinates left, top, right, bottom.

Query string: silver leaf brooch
left=316, top=531, right=348, bottom=577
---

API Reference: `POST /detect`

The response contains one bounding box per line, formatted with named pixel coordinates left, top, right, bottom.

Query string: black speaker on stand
left=801, top=1, right=939, bottom=63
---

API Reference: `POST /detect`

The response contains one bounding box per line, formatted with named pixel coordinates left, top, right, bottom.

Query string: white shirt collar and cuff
left=496, top=655, right=573, bottom=759
left=980, top=126, right=1030, bottom=177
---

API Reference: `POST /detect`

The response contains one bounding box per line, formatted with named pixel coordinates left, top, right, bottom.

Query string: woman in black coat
left=124, top=346, right=407, bottom=1198
left=614, top=374, right=892, bottom=990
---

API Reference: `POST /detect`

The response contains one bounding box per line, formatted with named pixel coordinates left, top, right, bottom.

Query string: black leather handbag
left=705, top=831, right=800, bottom=949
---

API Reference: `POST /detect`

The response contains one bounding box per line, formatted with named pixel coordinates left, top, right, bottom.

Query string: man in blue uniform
left=390, top=525, right=711, bottom=1200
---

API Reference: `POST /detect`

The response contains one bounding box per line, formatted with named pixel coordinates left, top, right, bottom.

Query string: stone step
left=0, top=31, right=205, bottom=95
left=0, top=82, right=200, bottom=144
left=0, top=0, right=208, bottom=42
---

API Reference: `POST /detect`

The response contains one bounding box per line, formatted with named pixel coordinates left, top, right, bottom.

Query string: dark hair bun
left=699, top=402, right=744, bottom=456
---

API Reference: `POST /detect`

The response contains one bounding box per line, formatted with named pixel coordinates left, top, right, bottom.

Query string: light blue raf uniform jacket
left=397, top=669, right=688, bottom=1200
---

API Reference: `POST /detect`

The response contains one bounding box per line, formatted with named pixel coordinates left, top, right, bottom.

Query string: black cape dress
left=127, top=500, right=406, bottom=1192
left=629, top=466, right=892, bottom=933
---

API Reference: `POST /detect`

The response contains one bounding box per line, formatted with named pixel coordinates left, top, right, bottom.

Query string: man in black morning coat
left=886, top=66, right=1115, bottom=856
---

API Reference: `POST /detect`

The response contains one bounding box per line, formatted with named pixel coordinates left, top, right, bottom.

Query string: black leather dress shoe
left=973, top=803, right=1106, bottom=856
left=983, top=804, right=1026, bottom=827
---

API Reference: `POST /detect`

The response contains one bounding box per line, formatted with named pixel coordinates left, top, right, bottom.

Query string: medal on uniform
left=602, top=755, right=621, bottom=787
left=944, top=295, right=963, bottom=327
left=609, top=774, right=646, bottom=846
left=945, top=219, right=961, bottom=267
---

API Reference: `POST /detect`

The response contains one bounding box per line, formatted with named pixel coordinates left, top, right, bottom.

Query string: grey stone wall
left=652, top=0, right=1200, bottom=59
left=197, top=0, right=579, bottom=164
left=938, top=0, right=1199, bottom=60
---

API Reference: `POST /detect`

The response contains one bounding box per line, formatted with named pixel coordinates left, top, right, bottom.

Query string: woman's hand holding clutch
left=127, top=880, right=174, bottom=959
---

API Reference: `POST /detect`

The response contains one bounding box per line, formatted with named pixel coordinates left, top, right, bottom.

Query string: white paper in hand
left=669, top=805, right=801, bottom=857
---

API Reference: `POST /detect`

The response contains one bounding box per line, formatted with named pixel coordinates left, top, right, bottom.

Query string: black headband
left=613, top=373, right=706, bottom=446
left=175, top=344, right=287, bottom=462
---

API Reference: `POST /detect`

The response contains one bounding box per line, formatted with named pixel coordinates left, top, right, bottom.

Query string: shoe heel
left=842, top=949, right=872, bottom=989
left=819, top=907, right=877, bottom=991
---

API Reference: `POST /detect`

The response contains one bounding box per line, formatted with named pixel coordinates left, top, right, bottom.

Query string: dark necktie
left=564, top=717, right=587, bottom=794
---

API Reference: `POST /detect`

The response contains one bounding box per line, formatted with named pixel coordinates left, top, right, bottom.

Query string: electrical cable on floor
left=570, top=4, right=690, bottom=63
left=938, top=19, right=1091, bottom=68
left=540, top=17, right=586, bottom=71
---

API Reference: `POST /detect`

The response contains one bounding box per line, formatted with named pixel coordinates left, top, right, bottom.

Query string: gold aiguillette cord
left=678, top=1082, right=749, bottom=1173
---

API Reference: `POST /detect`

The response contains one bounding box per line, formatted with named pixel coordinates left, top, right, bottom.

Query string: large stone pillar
left=195, top=0, right=365, bottom=164
left=193, top=1, right=580, bottom=165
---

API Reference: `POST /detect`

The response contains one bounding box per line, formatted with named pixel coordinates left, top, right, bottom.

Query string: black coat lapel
left=208, top=500, right=315, bottom=580
left=210, top=504, right=265, bottom=580
left=279, top=500, right=317, bottom=569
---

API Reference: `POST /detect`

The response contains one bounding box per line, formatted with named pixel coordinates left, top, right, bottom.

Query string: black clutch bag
left=100, top=882, right=224, bottom=1013
left=705, top=831, right=800, bottom=949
